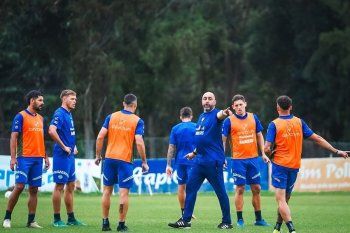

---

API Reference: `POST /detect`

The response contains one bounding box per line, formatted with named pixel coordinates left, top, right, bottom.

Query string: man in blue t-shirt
left=168, top=92, right=233, bottom=230
left=48, top=90, right=85, bottom=227
left=165, top=107, right=196, bottom=217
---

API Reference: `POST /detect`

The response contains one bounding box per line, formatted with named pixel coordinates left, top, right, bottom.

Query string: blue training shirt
left=266, top=115, right=314, bottom=143
left=50, top=107, right=76, bottom=155
left=102, top=110, right=144, bottom=135
left=194, top=108, right=225, bottom=165
left=222, top=113, right=263, bottom=137
left=169, top=121, right=196, bottom=165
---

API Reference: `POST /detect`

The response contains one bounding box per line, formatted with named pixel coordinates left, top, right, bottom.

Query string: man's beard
left=34, top=104, right=43, bottom=112
left=203, top=105, right=214, bottom=112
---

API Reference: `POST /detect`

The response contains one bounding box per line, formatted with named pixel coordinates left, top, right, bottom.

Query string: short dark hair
left=25, top=90, right=43, bottom=105
left=124, top=93, right=137, bottom=105
left=180, top=107, right=193, bottom=118
left=277, top=95, right=292, bottom=110
left=60, top=89, right=76, bottom=99
left=232, top=94, right=245, bottom=103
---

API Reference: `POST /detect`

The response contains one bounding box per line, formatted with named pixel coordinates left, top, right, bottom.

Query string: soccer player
left=48, top=89, right=85, bottom=227
left=3, top=90, right=49, bottom=229
left=168, top=92, right=233, bottom=229
left=166, top=107, right=196, bottom=217
left=95, top=94, right=149, bottom=232
left=264, top=95, right=348, bottom=233
left=222, top=94, right=270, bottom=228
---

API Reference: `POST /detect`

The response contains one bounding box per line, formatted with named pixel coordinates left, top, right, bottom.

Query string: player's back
left=172, top=122, right=196, bottom=165
left=105, top=111, right=140, bottom=163
left=273, top=116, right=303, bottom=169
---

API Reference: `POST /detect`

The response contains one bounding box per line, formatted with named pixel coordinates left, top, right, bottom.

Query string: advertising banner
left=0, top=155, right=269, bottom=193
left=0, top=155, right=99, bottom=193
left=294, top=158, right=350, bottom=192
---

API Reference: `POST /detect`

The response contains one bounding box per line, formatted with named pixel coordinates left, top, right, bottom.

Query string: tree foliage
left=1, top=0, right=349, bottom=156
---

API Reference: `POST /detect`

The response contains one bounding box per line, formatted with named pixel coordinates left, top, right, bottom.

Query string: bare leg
left=102, top=186, right=113, bottom=219
left=52, top=183, right=64, bottom=214
left=6, top=183, right=25, bottom=213
left=178, top=184, right=186, bottom=209
left=64, top=181, right=75, bottom=214
left=275, top=188, right=292, bottom=222
left=251, top=184, right=261, bottom=211
left=235, top=185, right=245, bottom=211
left=28, top=186, right=38, bottom=214
left=119, top=188, right=129, bottom=222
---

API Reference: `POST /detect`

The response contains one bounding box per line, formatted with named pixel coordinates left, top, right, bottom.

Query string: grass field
left=0, top=191, right=349, bottom=233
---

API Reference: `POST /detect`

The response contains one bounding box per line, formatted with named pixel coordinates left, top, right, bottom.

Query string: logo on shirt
left=195, top=117, right=206, bottom=135
left=111, top=119, right=132, bottom=131
left=282, top=125, right=301, bottom=138
left=118, top=119, right=126, bottom=125
left=28, top=121, right=42, bottom=132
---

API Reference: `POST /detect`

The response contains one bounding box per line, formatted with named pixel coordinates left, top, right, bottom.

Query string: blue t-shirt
left=169, top=121, right=196, bottom=165
left=266, top=115, right=314, bottom=143
left=102, top=110, right=144, bottom=135
left=50, top=107, right=76, bottom=154
left=222, top=113, right=263, bottom=137
left=194, top=108, right=225, bottom=165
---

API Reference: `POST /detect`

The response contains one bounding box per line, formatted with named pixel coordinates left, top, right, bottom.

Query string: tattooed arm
left=166, top=144, right=176, bottom=177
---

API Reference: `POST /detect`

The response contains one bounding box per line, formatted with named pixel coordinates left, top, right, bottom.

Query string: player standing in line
left=222, top=94, right=270, bottom=228
left=168, top=92, right=233, bottom=229
left=166, top=107, right=196, bottom=217
left=264, top=95, right=348, bottom=233
left=49, top=89, right=85, bottom=227
left=95, top=94, right=149, bottom=232
left=3, top=90, right=49, bottom=229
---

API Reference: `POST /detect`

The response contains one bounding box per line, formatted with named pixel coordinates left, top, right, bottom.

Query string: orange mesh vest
left=19, top=111, right=45, bottom=157
left=273, top=116, right=303, bottom=169
left=105, top=111, right=140, bottom=162
left=229, top=113, right=258, bottom=159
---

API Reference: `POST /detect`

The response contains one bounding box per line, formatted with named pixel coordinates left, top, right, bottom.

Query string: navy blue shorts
left=231, top=157, right=260, bottom=186
left=103, top=158, right=133, bottom=189
left=175, top=164, right=192, bottom=185
left=16, top=157, right=43, bottom=187
left=53, top=152, right=76, bottom=184
left=271, top=162, right=299, bottom=194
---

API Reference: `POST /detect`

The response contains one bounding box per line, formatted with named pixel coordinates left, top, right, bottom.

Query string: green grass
left=1, top=191, right=349, bottom=232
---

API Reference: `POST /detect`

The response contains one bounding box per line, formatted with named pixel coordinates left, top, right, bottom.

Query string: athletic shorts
left=231, top=157, right=261, bottom=186
left=103, top=158, right=133, bottom=189
left=271, top=162, right=299, bottom=194
left=53, top=152, right=76, bottom=184
left=15, top=157, right=43, bottom=187
left=175, top=164, right=192, bottom=185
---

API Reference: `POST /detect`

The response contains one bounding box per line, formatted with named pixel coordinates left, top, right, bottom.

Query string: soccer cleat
left=273, top=229, right=281, bottom=233
left=117, top=225, right=128, bottom=232
left=3, top=219, right=11, bottom=228
left=217, top=222, right=233, bottom=229
left=255, top=219, right=270, bottom=226
left=53, top=220, right=68, bottom=227
left=168, top=218, right=191, bottom=229
left=236, top=219, right=244, bottom=228
left=102, top=224, right=112, bottom=231
left=67, top=219, right=87, bottom=226
left=27, top=221, right=43, bottom=228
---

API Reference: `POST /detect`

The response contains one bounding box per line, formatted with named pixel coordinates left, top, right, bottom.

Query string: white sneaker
left=27, top=221, right=43, bottom=228
left=3, top=219, right=11, bottom=228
